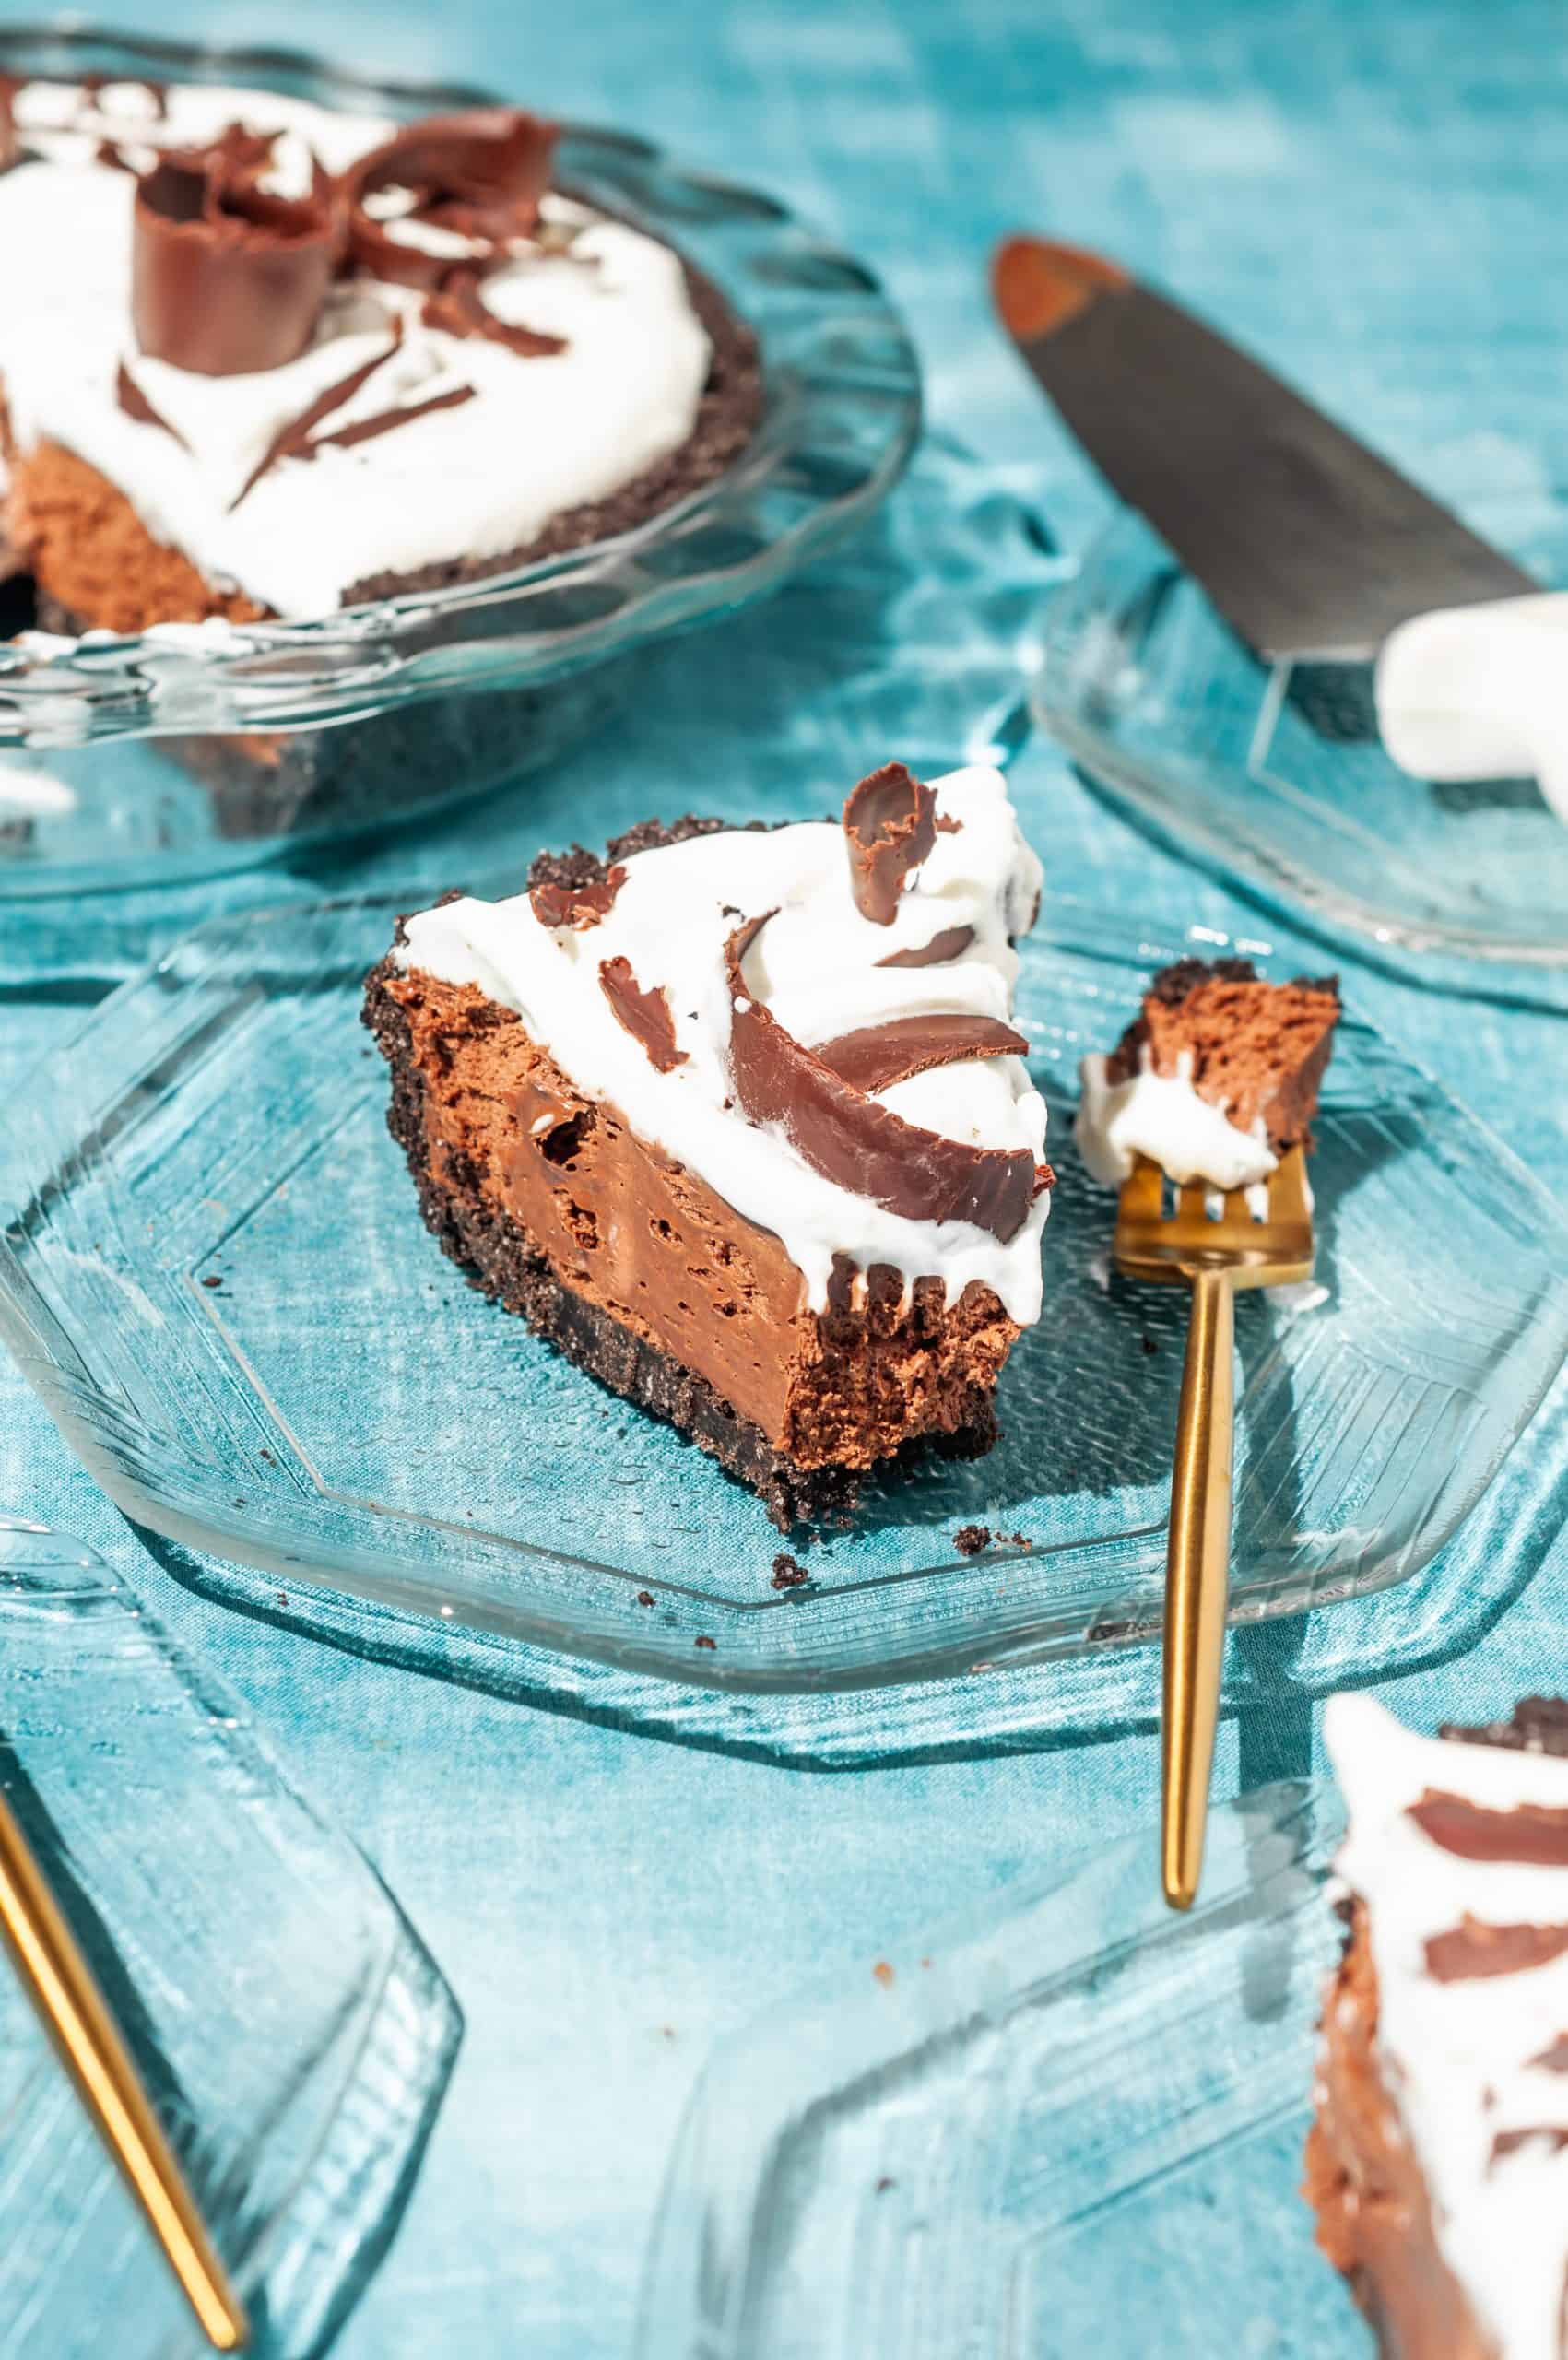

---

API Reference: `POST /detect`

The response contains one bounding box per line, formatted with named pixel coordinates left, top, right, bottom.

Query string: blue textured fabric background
left=4, top=0, right=1566, bottom=2352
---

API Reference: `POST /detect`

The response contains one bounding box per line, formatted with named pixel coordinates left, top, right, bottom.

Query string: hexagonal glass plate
left=0, top=1516, right=461, bottom=2358
left=636, top=1778, right=1350, bottom=2360
left=1, top=893, right=1562, bottom=1701
left=1034, top=472, right=1568, bottom=1008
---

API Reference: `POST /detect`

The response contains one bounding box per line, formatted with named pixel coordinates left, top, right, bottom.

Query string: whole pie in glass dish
left=0, top=30, right=919, bottom=887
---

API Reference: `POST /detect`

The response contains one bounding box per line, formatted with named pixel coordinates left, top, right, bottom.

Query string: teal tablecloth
left=6, top=1, right=1566, bottom=2353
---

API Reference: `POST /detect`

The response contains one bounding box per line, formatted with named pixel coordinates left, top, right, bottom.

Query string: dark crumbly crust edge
left=342, top=248, right=762, bottom=605
left=365, top=815, right=996, bottom=1530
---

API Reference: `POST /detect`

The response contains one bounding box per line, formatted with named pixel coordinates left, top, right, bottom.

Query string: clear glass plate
left=0, top=1515, right=462, bottom=2358
left=0, top=24, right=921, bottom=895
left=1033, top=472, right=1568, bottom=1007
left=1, top=896, right=1562, bottom=1701
left=636, top=1778, right=1350, bottom=2360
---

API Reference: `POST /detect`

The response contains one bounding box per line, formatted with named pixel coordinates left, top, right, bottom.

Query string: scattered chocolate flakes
left=132, top=125, right=341, bottom=376
left=1532, top=2034, right=1568, bottom=2074
left=200, top=1273, right=223, bottom=1290
left=1409, top=1788, right=1568, bottom=1869
left=599, top=957, right=686, bottom=1073
left=421, top=266, right=566, bottom=357
left=118, top=359, right=190, bottom=445
left=813, top=1012, right=1029, bottom=1097
left=345, top=108, right=560, bottom=290
left=771, top=1552, right=808, bottom=1589
left=694, top=1634, right=716, bottom=1650
left=843, top=761, right=937, bottom=925
left=725, top=917, right=1045, bottom=1242
left=635, top=1589, right=654, bottom=1607
left=875, top=2176, right=895, bottom=2194
left=1490, top=2125, right=1568, bottom=2170
left=1141, top=1334, right=1159, bottom=1356
left=1424, top=1915, right=1568, bottom=1984
left=954, top=1524, right=991, bottom=1556
left=876, top=925, right=975, bottom=971
left=935, top=813, right=962, bottom=833
left=529, top=865, right=628, bottom=930
left=871, top=1960, right=895, bottom=1988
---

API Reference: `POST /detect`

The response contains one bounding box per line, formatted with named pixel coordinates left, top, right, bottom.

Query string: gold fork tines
left=1113, top=1147, right=1315, bottom=1911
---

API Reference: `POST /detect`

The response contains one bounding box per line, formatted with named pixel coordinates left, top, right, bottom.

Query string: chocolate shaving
left=843, top=762, right=938, bottom=925
left=1424, top=1915, right=1568, bottom=1984
left=935, top=814, right=962, bottom=834
left=814, top=1013, right=1028, bottom=1097
left=115, top=360, right=189, bottom=450
left=345, top=108, right=559, bottom=291
left=1443, top=1699, right=1568, bottom=1759
left=876, top=926, right=975, bottom=971
left=530, top=866, right=628, bottom=930
left=312, top=383, right=476, bottom=453
left=725, top=917, right=1046, bottom=1241
left=1491, top=2125, right=1568, bottom=2170
left=0, top=77, right=20, bottom=171
left=599, top=957, right=686, bottom=1073
left=420, top=267, right=566, bottom=357
left=1533, top=2034, right=1568, bottom=2073
left=132, top=125, right=342, bottom=375
left=1409, top=1788, right=1568, bottom=1869
left=230, top=324, right=405, bottom=509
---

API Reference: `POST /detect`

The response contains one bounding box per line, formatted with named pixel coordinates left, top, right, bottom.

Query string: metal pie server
left=992, top=238, right=1568, bottom=820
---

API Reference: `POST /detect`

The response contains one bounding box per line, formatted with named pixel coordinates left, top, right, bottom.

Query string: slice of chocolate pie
left=364, top=762, right=1054, bottom=1527
left=1076, top=954, right=1340, bottom=1191
left=1307, top=1693, right=1568, bottom=2360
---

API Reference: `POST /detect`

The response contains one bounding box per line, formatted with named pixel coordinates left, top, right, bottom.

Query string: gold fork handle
left=0, top=1789, right=249, bottom=2349
left=1161, top=1265, right=1237, bottom=1911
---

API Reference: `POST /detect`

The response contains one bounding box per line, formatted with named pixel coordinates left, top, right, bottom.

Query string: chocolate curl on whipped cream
left=420, top=268, right=567, bottom=358
left=725, top=917, right=1049, bottom=1242
left=843, top=762, right=939, bottom=925
left=132, top=125, right=341, bottom=375
left=345, top=107, right=560, bottom=290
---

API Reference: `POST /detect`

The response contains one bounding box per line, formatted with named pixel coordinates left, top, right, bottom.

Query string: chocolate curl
left=1409, top=1788, right=1568, bottom=1869
left=132, top=126, right=341, bottom=375
left=599, top=957, right=686, bottom=1073
left=843, top=762, right=938, bottom=926
left=725, top=918, right=1046, bottom=1243
left=421, top=268, right=566, bottom=358
left=1424, top=1915, right=1568, bottom=1983
left=346, top=108, right=560, bottom=291
left=876, top=926, right=975, bottom=971
left=531, top=866, right=628, bottom=929
left=814, top=1013, right=1029, bottom=1097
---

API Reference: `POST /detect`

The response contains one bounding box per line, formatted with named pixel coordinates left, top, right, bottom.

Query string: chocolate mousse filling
left=364, top=816, right=1035, bottom=1529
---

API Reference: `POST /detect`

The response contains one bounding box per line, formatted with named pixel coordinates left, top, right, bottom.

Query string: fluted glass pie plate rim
left=0, top=1513, right=463, bottom=2359
left=0, top=21, right=922, bottom=749
left=635, top=1776, right=1348, bottom=2360
left=0, top=886, right=1562, bottom=1699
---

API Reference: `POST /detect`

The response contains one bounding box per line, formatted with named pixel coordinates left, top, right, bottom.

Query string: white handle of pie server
left=1375, top=590, right=1568, bottom=826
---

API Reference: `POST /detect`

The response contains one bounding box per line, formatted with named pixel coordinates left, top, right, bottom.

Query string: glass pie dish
left=0, top=24, right=921, bottom=896
left=0, top=892, right=1562, bottom=1719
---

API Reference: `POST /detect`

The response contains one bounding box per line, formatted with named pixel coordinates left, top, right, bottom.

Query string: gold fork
left=1113, top=1148, right=1315, bottom=1911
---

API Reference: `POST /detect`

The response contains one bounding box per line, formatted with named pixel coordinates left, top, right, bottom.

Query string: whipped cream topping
left=1326, top=1693, right=1568, bottom=2360
left=1074, top=1046, right=1277, bottom=1190
left=0, top=81, right=713, bottom=618
left=396, top=765, right=1051, bottom=1321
